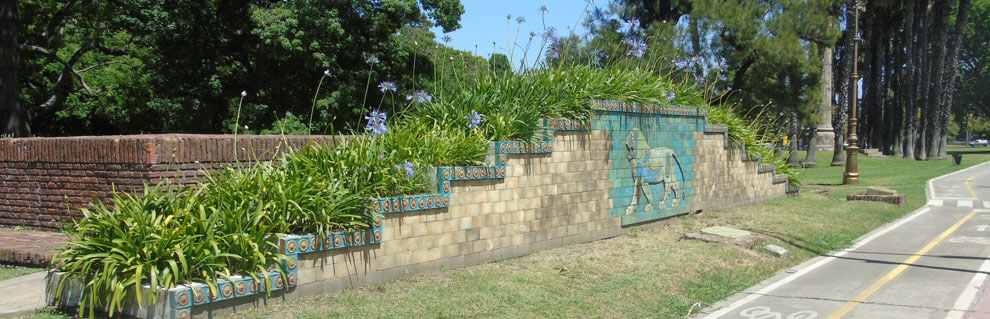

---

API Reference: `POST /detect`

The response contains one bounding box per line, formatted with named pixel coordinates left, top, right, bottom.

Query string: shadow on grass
left=805, top=183, right=842, bottom=186
left=745, top=228, right=846, bottom=256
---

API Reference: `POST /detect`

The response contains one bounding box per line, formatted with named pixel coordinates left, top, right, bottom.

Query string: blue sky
left=430, top=1, right=609, bottom=69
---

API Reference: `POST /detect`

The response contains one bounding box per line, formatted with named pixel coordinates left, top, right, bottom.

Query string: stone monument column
left=815, top=47, right=835, bottom=151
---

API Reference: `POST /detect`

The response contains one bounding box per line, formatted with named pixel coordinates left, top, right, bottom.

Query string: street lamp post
left=843, top=0, right=861, bottom=184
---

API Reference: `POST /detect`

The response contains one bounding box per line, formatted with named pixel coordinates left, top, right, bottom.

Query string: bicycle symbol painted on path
left=739, top=306, right=818, bottom=319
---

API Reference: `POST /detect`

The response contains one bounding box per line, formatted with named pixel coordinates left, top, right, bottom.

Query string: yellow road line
left=965, top=175, right=978, bottom=198
left=827, top=210, right=978, bottom=319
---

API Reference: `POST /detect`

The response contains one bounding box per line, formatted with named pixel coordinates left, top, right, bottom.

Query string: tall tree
left=937, top=0, right=972, bottom=156
left=925, top=0, right=952, bottom=159
left=897, top=0, right=917, bottom=158
left=3, top=0, right=467, bottom=136
left=0, top=0, right=25, bottom=137
left=832, top=2, right=855, bottom=166
left=954, top=0, right=990, bottom=120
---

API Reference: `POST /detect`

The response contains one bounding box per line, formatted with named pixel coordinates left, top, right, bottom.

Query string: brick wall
left=0, top=134, right=349, bottom=229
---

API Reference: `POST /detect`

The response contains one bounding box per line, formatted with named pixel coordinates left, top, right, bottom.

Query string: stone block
left=700, top=226, right=752, bottom=240
left=866, top=186, right=897, bottom=196
left=847, top=194, right=906, bottom=206
left=764, top=244, right=789, bottom=258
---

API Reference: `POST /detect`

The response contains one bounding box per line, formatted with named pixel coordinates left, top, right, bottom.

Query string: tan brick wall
left=287, top=129, right=786, bottom=297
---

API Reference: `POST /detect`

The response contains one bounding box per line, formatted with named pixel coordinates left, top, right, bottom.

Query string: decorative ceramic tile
left=758, top=164, right=776, bottom=174
left=773, top=174, right=789, bottom=184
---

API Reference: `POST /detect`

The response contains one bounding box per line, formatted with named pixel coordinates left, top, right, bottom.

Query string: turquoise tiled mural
left=592, top=103, right=703, bottom=225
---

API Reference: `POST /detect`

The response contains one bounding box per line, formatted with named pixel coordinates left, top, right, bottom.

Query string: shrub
left=52, top=185, right=244, bottom=317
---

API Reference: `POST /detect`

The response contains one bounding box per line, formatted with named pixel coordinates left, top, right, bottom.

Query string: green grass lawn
left=0, top=267, right=42, bottom=281
left=27, top=150, right=990, bottom=319
left=211, top=151, right=990, bottom=319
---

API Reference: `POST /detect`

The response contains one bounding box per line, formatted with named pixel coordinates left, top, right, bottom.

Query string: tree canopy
left=3, top=0, right=470, bottom=136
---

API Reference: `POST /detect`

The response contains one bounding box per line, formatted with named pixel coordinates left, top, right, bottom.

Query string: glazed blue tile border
left=162, top=212, right=388, bottom=318
left=370, top=194, right=452, bottom=213
left=758, top=163, right=776, bottom=174
left=542, top=118, right=591, bottom=131
left=773, top=174, right=789, bottom=184
left=703, top=124, right=729, bottom=133
left=494, top=140, right=553, bottom=154
left=165, top=260, right=296, bottom=319
left=437, top=165, right=507, bottom=181
left=588, top=99, right=709, bottom=116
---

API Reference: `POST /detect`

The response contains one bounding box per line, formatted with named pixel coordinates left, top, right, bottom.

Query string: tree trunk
left=898, top=0, right=916, bottom=158
left=0, top=0, right=27, bottom=137
left=937, top=0, right=972, bottom=158
left=832, top=3, right=855, bottom=167
left=788, top=112, right=800, bottom=166
left=915, top=0, right=934, bottom=160
left=881, top=37, right=896, bottom=154
left=806, top=126, right=818, bottom=167
left=926, top=0, right=951, bottom=160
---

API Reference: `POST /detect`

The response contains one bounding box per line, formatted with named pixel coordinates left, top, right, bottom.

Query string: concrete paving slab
left=0, top=271, right=48, bottom=315
left=867, top=186, right=898, bottom=195
left=701, top=226, right=752, bottom=240
left=0, top=228, right=67, bottom=267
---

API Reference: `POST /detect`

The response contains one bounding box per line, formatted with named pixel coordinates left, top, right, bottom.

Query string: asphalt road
left=698, top=161, right=990, bottom=319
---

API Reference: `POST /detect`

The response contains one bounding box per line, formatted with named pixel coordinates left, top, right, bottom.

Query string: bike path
left=698, top=162, right=990, bottom=319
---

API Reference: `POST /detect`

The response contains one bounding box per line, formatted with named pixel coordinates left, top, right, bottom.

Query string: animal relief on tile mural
left=599, top=114, right=697, bottom=226
left=624, top=128, right=684, bottom=216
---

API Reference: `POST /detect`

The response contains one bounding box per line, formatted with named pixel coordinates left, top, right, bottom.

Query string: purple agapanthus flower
left=623, top=38, right=648, bottom=58
left=629, top=18, right=641, bottom=29
left=538, top=5, right=549, bottom=15
left=395, top=162, right=414, bottom=178
left=542, top=27, right=559, bottom=42
left=366, top=55, right=380, bottom=64
left=442, top=35, right=453, bottom=43
left=548, top=48, right=561, bottom=59
left=406, top=91, right=433, bottom=103
left=666, top=92, right=676, bottom=102
left=465, top=111, right=482, bottom=128
left=378, top=81, right=397, bottom=93
left=516, top=16, right=526, bottom=24
left=365, top=109, right=388, bottom=136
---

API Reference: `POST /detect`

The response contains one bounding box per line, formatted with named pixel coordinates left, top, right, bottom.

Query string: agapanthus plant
left=623, top=38, right=648, bottom=58
left=394, top=162, right=414, bottom=178
left=465, top=111, right=482, bottom=128
left=406, top=91, right=433, bottom=103
left=379, top=81, right=397, bottom=93
left=365, top=109, right=388, bottom=136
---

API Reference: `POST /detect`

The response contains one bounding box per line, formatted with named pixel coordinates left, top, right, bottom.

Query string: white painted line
left=704, top=163, right=989, bottom=319
left=945, top=249, right=990, bottom=319
left=960, top=200, right=974, bottom=208
left=700, top=208, right=932, bottom=319
left=929, top=200, right=945, bottom=207
left=928, top=161, right=990, bottom=200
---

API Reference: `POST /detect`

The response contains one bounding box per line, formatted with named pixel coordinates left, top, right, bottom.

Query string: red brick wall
left=0, top=134, right=349, bottom=230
